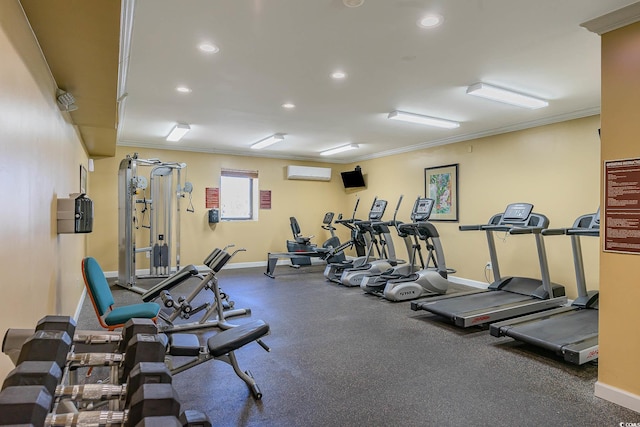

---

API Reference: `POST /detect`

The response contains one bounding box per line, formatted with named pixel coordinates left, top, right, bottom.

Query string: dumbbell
left=15, top=318, right=166, bottom=384
left=2, top=361, right=172, bottom=410
left=0, top=382, right=183, bottom=426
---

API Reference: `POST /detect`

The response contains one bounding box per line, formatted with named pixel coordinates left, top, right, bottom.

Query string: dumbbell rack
left=0, top=316, right=211, bottom=426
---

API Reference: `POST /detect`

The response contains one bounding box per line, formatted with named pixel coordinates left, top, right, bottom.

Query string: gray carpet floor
left=77, top=264, right=639, bottom=427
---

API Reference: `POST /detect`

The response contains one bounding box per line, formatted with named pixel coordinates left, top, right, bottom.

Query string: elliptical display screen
left=412, top=198, right=434, bottom=221
left=502, top=203, right=533, bottom=221
left=369, top=200, right=387, bottom=220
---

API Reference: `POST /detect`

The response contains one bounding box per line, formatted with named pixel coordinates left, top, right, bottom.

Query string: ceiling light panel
left=466, top=83, right=549, bottom=109
left=331, top=71, right=347, bottom=79
left=166, top=123, right=191, bottom=141
left=320, top=144, right=359, bottom=156
left=387, top=110, right=460, bottom=129
left=251, top=134, right=285, bottom=150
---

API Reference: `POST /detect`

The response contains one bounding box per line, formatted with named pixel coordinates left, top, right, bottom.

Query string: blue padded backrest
left=83, top=257, right=115, bottom=316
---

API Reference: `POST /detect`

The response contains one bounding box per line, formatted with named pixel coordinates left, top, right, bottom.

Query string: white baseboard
left=595, top=381, right=640, bottom=414
left=447, top=275, right=489, bottom=289
left=73, top=289, right=86, bottom=321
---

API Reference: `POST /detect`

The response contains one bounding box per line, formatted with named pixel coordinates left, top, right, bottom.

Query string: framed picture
left=424, top=163, right=458, bottom=221
left=80, top=164, right=87, bottom=194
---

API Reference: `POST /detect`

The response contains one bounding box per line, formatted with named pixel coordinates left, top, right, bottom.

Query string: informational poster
left=260, top=190, right=272, bottom=209
left=205, top=187, right=219, bottom=209
left=604, top=158, right=640, bottom=254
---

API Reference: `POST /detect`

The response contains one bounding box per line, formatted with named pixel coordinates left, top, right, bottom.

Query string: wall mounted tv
left=340, top=168, right=366, bottom=188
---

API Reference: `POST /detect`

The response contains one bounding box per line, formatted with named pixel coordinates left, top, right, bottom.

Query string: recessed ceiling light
left=176, top=86, right=192, bottom=93
left=331, top=71, right=347, bottom=80
left=343, top=0, right=364, bottom=7
left=198, top=43, right=219, bottom=53
left=282, top=103, right=296, bottom=109
left=418, top=14, right=444, bottom=28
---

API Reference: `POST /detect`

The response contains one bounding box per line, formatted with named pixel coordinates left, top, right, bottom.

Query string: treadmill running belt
left=423, top=291, right=534, bottom=318
left=504, top=309, right=598, bottom=353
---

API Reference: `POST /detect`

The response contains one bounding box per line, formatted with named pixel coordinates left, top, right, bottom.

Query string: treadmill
left=489, top=210, right=600, bottom=365
left=411, top=203, right=567, bottom=328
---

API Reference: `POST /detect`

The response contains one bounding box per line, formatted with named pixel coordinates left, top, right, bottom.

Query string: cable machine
left=117, top=153, right=194, bottom=293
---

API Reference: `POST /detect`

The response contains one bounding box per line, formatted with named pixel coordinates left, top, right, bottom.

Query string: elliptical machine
left=361, top=197, right=452, bottom=301
left=339, top=199, right=401, bottom=287
left=323, top=198, right=383, bottom=283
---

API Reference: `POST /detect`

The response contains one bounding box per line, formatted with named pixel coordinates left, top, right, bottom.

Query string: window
left=220, top=169, right=259, bottom=220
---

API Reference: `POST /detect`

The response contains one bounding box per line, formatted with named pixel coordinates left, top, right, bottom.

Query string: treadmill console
left=411, top=198, right=434, bottom=222
left=368, top=200, right=388, bottom=221
left=501, top=203, right=534, bottom=225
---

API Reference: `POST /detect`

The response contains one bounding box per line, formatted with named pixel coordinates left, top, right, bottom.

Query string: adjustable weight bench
left=167, top=320, right=270, bottom=399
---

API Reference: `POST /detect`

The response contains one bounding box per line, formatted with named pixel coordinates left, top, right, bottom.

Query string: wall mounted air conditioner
left=286, top=165, right=332, bottom=181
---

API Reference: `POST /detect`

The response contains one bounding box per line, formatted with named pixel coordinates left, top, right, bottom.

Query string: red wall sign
left=206, top=187, right=219, bottom=209
left=260, top=190, right=272, bottom=210
left=604, top=158, right=640, bottom=254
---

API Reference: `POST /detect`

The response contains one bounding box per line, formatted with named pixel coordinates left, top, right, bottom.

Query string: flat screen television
left=340, top=169, right=365, bottom=188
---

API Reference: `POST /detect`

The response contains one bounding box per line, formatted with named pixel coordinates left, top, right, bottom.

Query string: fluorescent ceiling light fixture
left=282, top=102, right=296, bottom=109
left=198, top=43, right=219, bottom=53
left=251, top=134, right=285, bottom=150
left=166, top=123, right=191, bottom=141
left=418, top=14, right=443, bottom=28
left=320, top=143, right=359, bottom=156
left=176, top=86, right=192, bottom=93
left=331, top=71, right=347, bottom=79
left=466, top=83, right=549, bottom=109
left=387, top=110, right=460, bottom=129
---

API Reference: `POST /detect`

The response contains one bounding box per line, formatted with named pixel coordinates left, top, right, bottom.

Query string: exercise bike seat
left=290, top=217, right=312, bottom=245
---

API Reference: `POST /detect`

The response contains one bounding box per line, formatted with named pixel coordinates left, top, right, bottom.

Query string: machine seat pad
left=168, top=333, right=201, bottom=357
left=104, top=303, right=160, bottom=326
left=207, top=320, right=269, bottom=357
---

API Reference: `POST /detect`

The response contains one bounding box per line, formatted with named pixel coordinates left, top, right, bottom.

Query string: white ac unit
left=286, top=165, right=332, bottom=181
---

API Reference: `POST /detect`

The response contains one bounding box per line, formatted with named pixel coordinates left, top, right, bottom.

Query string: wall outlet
left=486, top=261, right=492, bottom=270
left=146, top=251, right=150, bottom=258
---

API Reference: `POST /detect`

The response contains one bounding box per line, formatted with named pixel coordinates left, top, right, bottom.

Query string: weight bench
left=166, top=320, right=270, bottom=399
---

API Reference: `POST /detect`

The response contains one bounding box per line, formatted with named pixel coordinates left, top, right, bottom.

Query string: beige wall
left=88, top=146, right=353, bottom=272
left=0, top=1, right=89, bottom=378
left=89, top=117, right=602, bottom=302
left=0, top=0, right=616, bottom=396
left=352, top=116, right=602, bottom=297
left=598, top=20, right=640, bottom=402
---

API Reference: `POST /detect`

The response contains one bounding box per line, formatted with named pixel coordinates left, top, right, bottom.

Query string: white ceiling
left=117, top=0, right=635, bottom=163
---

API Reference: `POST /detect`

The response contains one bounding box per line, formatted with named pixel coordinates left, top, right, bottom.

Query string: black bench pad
left=168, top=333, right=200, bottom=357
left=207, top=320, right=269, bottom=357
left=142, top=265, right=200, bottom=302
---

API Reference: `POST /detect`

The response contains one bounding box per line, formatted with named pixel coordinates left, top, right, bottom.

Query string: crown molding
left=581, top=2, right=640, bottom=35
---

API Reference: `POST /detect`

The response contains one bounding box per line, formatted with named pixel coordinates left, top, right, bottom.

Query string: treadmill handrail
left=508, top=226, right=544, bottom=235
left=566, top=228, right=600, bottom=237
left=459, top=224, right=483, bottom=231
left=542, top=228, right=600, bottom=237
